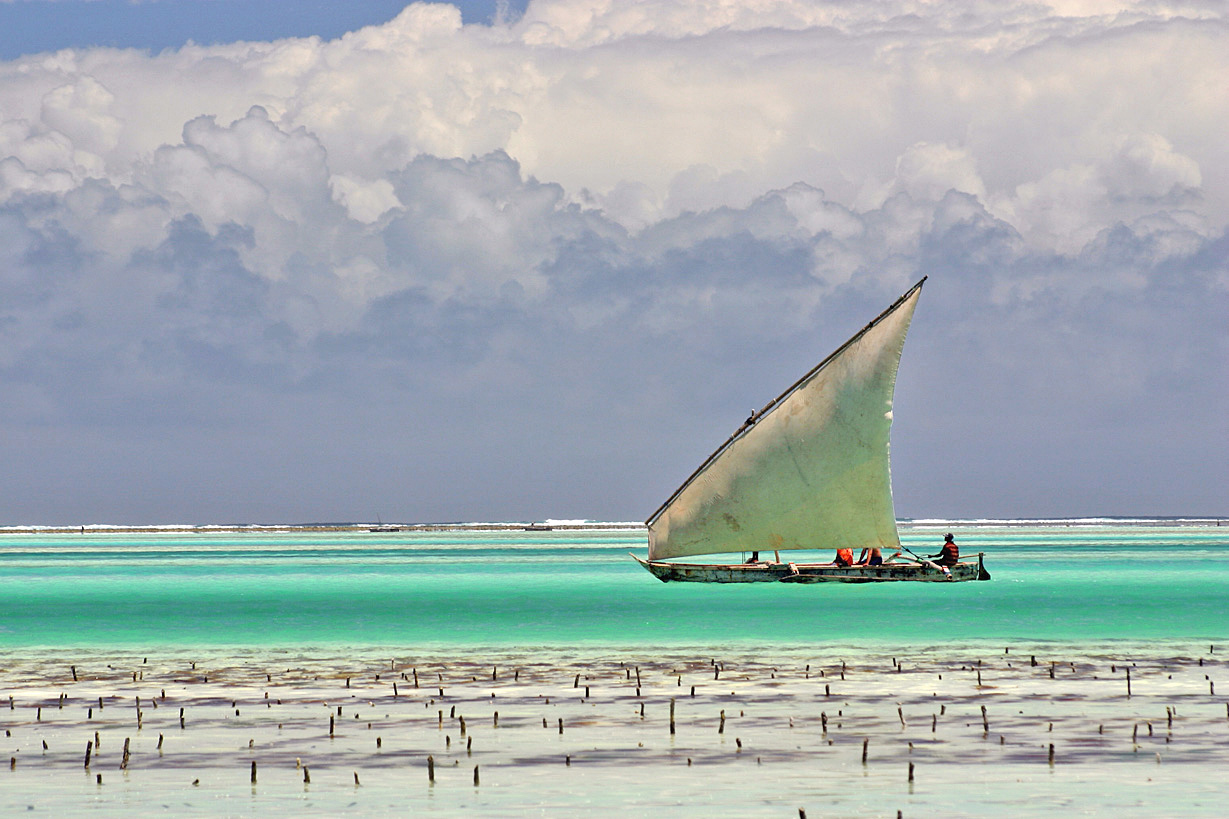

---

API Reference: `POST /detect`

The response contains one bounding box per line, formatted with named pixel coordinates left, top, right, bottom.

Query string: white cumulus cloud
left=0, top=0, right=1224, bottom=522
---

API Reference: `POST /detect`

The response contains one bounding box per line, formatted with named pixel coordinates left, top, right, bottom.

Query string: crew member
left=834, top=548, right=854, bottom=567
left=930, top=533, right=959, bottom=568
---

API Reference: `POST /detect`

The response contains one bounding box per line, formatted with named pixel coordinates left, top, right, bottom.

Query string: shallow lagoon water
left=3, top=645, right=1227, bottom=817
left=0, top=522, right=1226, bottom=815
left=1, top=522, right=1227, bottom=648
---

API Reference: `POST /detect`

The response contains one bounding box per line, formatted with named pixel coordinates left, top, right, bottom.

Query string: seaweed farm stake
left=862, top=738, right=868, bottom=764
left=670, top=697, right=676, bottom=735
left=427, top=755, right=435, bottom=783
left=83, top=741, right=91, bottom=769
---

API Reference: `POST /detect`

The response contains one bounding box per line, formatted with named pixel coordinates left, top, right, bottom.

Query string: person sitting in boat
left=857, top=547, right=884, bottom=566
left=929, top=534, right=959, bottom=568
left=745, top=551, right=761, bottom=564
left=833, top=548, right=854, bottom=567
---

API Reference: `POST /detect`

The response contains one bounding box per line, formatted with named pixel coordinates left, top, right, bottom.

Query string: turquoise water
left=2, top=522, right=1226, bottom=649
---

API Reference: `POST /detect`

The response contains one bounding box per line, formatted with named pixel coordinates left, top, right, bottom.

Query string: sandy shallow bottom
left=2, top=643, right=1226, bottom=817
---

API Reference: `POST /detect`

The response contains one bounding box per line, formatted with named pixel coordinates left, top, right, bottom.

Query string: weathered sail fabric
left=647, top=281, right=923, bottom=561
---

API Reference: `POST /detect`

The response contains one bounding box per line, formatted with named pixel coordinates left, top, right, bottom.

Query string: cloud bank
left=1, top=0, right=1225, bottom=522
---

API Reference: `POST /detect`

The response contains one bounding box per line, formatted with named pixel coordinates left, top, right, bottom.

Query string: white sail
left=646, top=280, right=924, bottom=561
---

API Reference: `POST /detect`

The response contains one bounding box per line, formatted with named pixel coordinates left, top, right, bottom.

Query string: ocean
left=2, top=520, right=1226, bottom=649
left=2, top=520, right=1227, bottom=816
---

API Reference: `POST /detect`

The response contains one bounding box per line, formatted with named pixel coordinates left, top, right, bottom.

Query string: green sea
left=2, top=520, right=1227, bottom=816
left=2, top=520, right=1226, bottom=649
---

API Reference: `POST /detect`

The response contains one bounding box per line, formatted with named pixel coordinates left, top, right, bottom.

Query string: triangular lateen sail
left=646, top=279, right=925, bottom=561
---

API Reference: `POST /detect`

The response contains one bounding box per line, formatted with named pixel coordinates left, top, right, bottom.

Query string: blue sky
left=1, top=1, right=526, bottom=58
left=0, top=1, right=1225, bottom=524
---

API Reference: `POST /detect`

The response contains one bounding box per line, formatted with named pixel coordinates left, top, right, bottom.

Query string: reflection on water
left=0, top=645, right=1225, bottom=816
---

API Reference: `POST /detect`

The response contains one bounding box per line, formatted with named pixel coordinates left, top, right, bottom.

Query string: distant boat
left=633, top=278, right=989, bottom=583
left=524, top=523, right=554, bottom=531
left=368, top=517, right=400, bottom=533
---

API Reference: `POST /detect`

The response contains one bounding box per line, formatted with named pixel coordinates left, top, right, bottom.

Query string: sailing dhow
left=634, top=277, right=989, bottom=583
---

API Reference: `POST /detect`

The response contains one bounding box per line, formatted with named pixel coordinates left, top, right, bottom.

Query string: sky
left=0, top=0, right=1225, bottom=525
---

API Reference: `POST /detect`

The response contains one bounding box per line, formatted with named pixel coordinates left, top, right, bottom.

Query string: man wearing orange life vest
left=833, top=548, right=854, bottom=567
left=929, top=533, right=959, bottom=568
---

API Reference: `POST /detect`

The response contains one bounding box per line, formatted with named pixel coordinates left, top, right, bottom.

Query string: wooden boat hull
left=631, top=554, right=989, bottom=583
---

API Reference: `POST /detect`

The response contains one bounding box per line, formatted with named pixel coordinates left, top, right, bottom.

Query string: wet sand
left=2, top=644, right=1226, bottom=816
